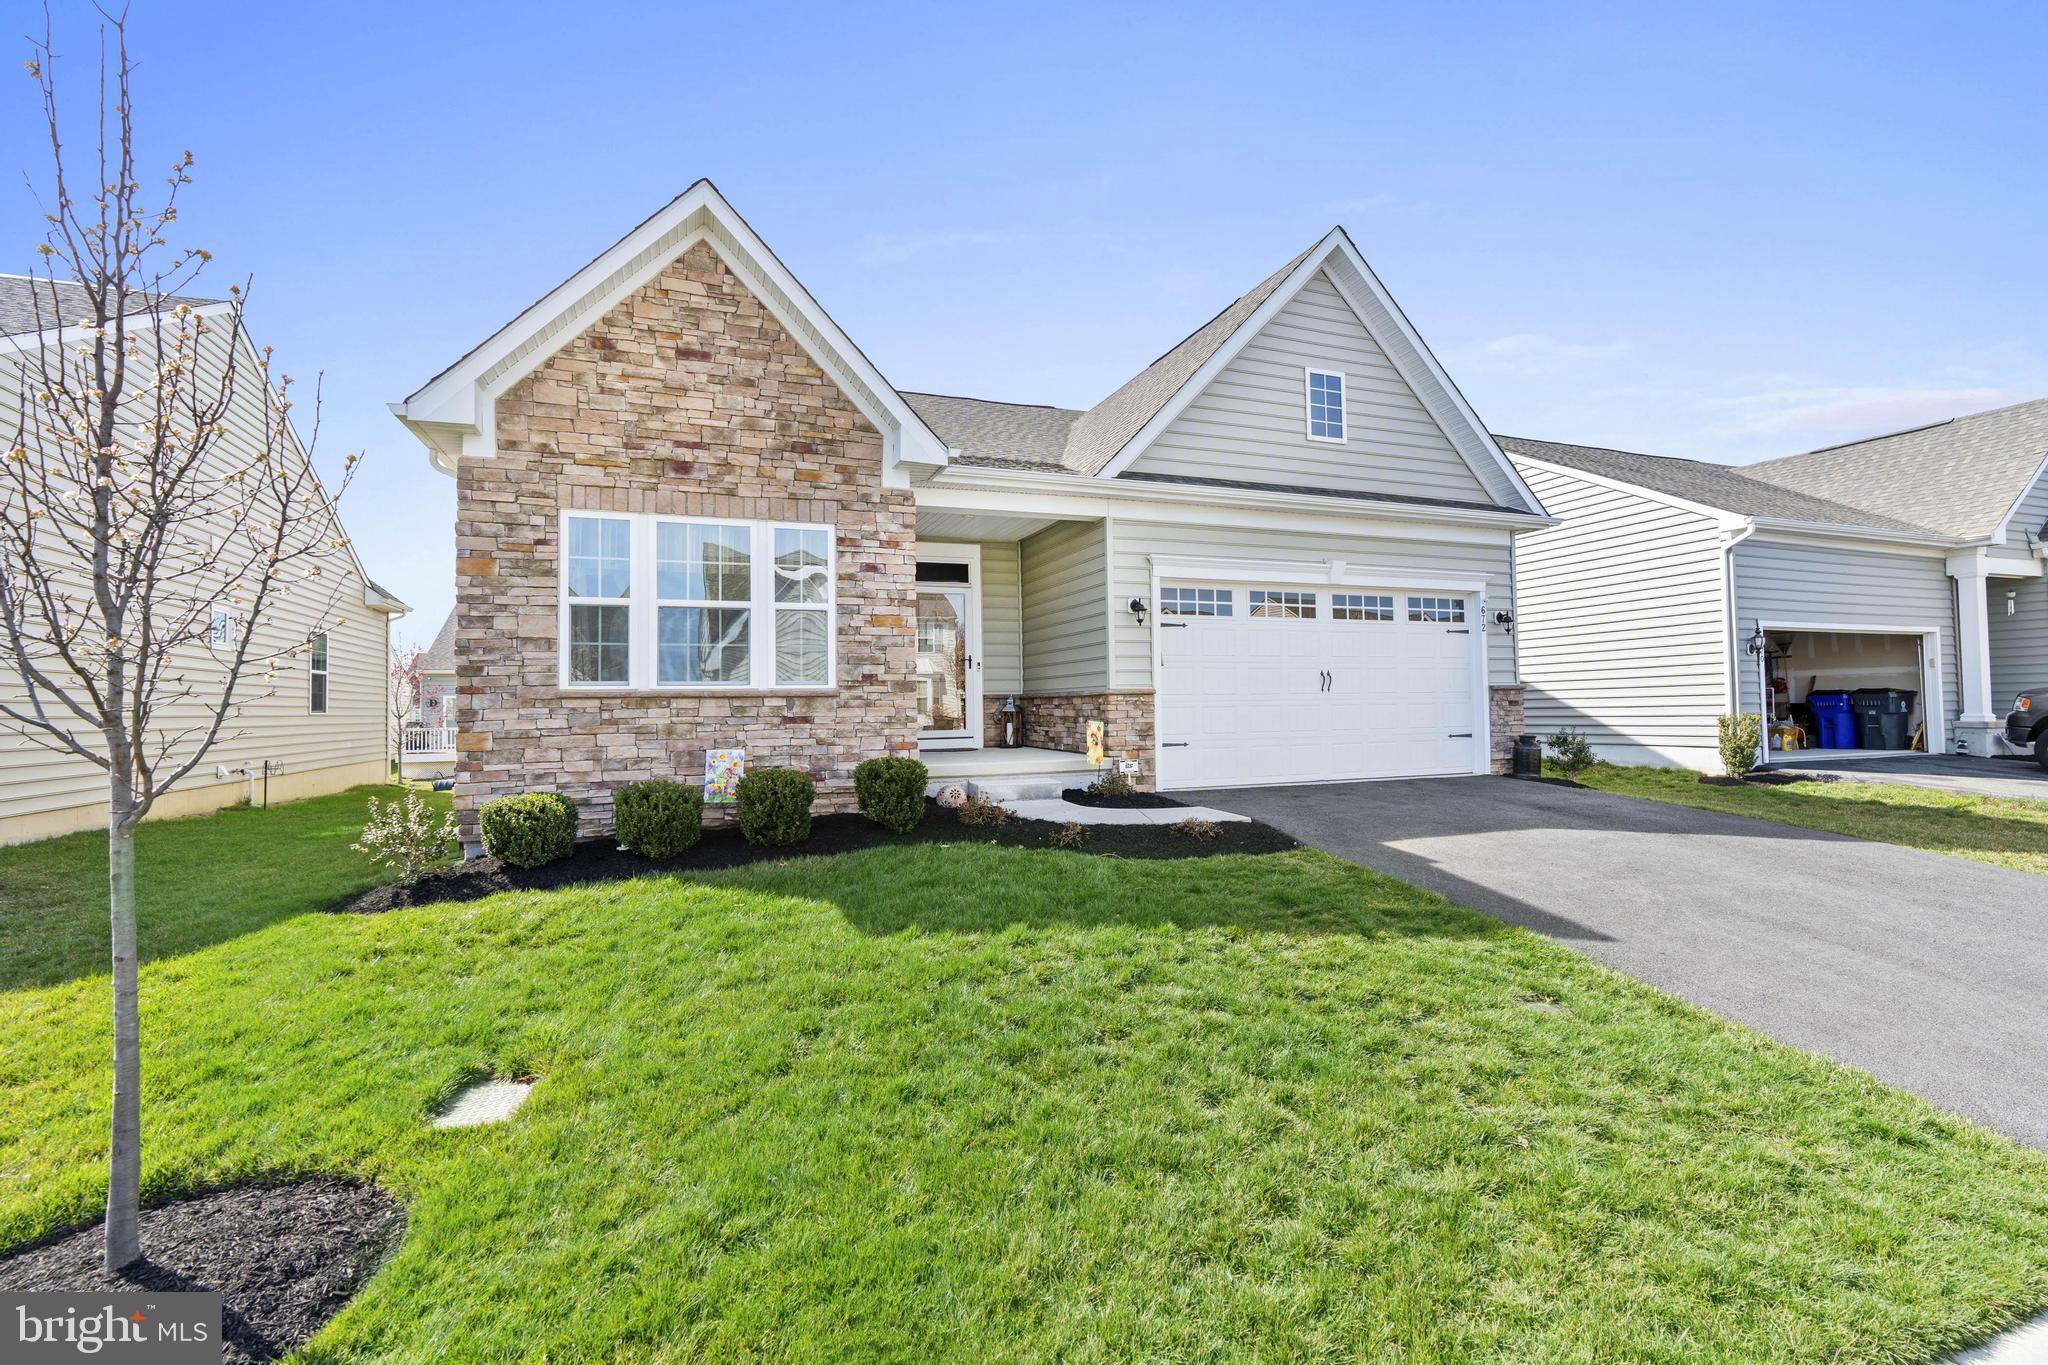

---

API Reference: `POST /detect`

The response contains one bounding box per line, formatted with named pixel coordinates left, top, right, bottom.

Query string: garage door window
left=1408, top=596, right=1465, bottom=623
left=1250, top=589, right=1317, bottom=619
left=1332, top=593, right=1394, bottom=622
left=1161, top=586, right=1233, bottom=617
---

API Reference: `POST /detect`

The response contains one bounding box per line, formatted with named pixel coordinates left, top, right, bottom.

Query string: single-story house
left=0, top=275, right=407, bottom=845
left=389, top=181, right=1553, bottom=844
left=1502, top=402, right=2048, bottom=770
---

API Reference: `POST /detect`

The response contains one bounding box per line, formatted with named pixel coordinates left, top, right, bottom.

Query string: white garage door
left=1155, top=583, right=1481, bottom=790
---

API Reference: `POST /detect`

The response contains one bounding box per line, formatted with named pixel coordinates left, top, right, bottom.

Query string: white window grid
left=562, top=512, right=837, bottom=690
left=308, top=632, right=329, bottom=713
left=1305, top=368, right=1346, bottom=443
left=1250, top=589, right=1318, bottom=620
left=1408, top=595, right=1466, bottom=623
left=1332, top=593, right=1394, bottom=622
left=1160, top=586, right=1234, bottom=618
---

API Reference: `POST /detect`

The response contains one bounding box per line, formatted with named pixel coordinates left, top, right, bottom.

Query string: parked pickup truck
left=2007, top=690, right=2048, bottom=769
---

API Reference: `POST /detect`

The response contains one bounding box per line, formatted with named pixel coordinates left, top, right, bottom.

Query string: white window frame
left=1304, top=367, right=1347, bottom=444
left=558, top=511, right=837, bottom=692
left=209, top=606, right=232, bottom=647
left=308, top=631, right=329, bottom=713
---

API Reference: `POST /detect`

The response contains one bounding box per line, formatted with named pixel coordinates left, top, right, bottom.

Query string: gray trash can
left=1850, top=689, right=1916, bottom=750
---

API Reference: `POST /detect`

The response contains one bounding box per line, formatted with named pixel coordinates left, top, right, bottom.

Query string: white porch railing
left=402, top=724, right=455, bottom=754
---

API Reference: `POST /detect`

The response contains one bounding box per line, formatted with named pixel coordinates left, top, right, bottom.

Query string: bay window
left=561, top=512, right=836, bottom=690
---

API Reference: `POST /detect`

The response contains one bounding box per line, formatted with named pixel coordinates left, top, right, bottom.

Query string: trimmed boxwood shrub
left=853, top=756, right=927, bottom=833
left=612, top=779, right=703, bottom=859
left=736, top=767, right=814, bottom=847
left=478, top=791, right=578, bottom=868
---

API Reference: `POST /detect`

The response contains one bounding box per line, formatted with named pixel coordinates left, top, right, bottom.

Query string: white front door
left=1155, top=583, right=1480, bottom=789
left=915, top=550, right=983, bottom=749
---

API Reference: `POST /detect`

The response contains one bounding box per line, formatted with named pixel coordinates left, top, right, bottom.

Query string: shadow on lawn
left=0, top=793, right=391, bottom=993
left=722, top=844, right=1511, bottom=942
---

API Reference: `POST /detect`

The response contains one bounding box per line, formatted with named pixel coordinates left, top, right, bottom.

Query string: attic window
left=1305, top=368, right=1345, bottom=442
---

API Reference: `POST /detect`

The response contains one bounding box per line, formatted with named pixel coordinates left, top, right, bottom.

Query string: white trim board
left=1148, top=554, right=1488, bottom=594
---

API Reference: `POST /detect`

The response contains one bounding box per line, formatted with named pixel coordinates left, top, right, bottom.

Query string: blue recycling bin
left=1807, top=690, right=1856, bottom=749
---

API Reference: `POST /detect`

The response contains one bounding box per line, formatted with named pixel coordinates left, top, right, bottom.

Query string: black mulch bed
left=0, top=1179, right=403, bottom=1364
left=1060, top=786, right=1185, bottom=809
left=340, top=800, right=1298, bottom=913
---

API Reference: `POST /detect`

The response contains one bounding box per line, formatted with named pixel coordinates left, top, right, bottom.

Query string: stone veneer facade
left=1488, top=684, right=1526, bottom=775
left=453, top=240, right=918, bottom=841
left=1017, top=690, right=1157, bottom=790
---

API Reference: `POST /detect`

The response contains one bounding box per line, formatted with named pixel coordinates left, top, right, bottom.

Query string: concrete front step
left=964, top=776, right=1071, bottom=802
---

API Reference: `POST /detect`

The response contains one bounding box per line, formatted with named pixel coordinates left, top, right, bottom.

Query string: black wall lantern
left=1493, top=609, right=1515, bottom=635
left=1745, top=625, right=1768, bottom=658
left=1128, top=596, right=1149, bottom=628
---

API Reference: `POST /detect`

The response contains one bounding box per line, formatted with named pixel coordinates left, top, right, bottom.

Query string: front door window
left=917, top=589, right=970, bottom=735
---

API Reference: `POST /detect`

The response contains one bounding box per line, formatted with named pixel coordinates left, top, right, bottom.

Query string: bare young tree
left=387, top=642, right=421, bottom=772
left=0, top=7, right=359, bottom=1270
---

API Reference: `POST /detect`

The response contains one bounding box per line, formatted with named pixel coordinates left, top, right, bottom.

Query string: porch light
left=1493, top=609, right=1515, bottom=635
left=1128, top=596, right=1149, bottom=628
left=1744, top=625, right=1767, bottom=657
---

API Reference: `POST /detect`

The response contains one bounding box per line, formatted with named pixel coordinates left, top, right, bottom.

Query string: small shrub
left=854, top=756, right=928, bottom=833
left=1090, top=766, right=1135, bottom=799
left=1048, top=820, right=1088, bottom=849
left=1718, top=713, right=1764, bottom=778
left=956, top=794, right=1014, bottom=827
left=352, top=788, right=458, bottom=884
left=478, top=791, right=578, bottom=868
left=1546, top=727, right=1596, bottom=778
left=736, top=767, right=815, bottom=847
left=1174, top=817, right=1221, bottom=841
left=612, top=779, right=703, bottom=859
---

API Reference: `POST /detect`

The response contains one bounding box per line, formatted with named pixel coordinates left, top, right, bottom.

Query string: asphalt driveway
left=1766, top=752, right=2048, bottom=802
left=1186, top=776, right=2048, bottom=1149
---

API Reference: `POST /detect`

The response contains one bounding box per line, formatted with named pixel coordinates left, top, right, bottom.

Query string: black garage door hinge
left=1160, top=621, right=1188, bottom=628
left=1448, top=733, right=1473, bottom=738
left=1161, top=742, right=1190, bottom=748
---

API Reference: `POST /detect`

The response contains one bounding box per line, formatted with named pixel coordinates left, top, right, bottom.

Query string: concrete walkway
left=998, top=798, right=1248, bottom=825
left=1766, top=752, right=2048, bottom=802
left=1185, top=776, right=2048, bottom=1150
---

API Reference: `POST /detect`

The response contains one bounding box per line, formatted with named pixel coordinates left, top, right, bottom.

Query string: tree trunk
left=104, top=791, right=141, bottom=1271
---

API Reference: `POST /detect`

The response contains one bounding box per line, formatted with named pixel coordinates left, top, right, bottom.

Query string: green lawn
left=5, top=790, right=2048, bottom=1360
left=1572, top=763, right=2048, bottom=879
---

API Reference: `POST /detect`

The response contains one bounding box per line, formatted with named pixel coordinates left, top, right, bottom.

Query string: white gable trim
left=1093, top=230, right=1545, bottom=517
left=1989, top=449, right=2048, bottom=549
left=390, top=180, right=950, bottom=482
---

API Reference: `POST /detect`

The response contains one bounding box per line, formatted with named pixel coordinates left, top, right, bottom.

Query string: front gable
left=1123, top=268, right=1495, bottom=505
left=1096, top=232, right=1542, bottom=516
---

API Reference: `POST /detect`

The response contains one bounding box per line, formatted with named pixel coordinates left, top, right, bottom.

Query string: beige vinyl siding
left=1122, top=271, right=1494, bottom=504
left=1019, top=520, right=1108, bottom=691
left=924, top=539, right=1022, bottom=693
left=0, top=319, right=391, bottom=840
left=1511, top=464, right=1731, bottom=762
left=1106, top=517, right=1517, bottom=690
left=1732, top=538, right=1961, bottom=736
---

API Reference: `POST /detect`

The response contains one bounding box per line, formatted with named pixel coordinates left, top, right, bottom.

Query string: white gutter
left=1746, top=516, right=1969, bottom=549
left=923, top=465, right=1559, bottom=532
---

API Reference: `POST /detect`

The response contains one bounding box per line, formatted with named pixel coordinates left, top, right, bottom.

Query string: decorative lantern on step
left=998, top=695, right=1024, bottom=749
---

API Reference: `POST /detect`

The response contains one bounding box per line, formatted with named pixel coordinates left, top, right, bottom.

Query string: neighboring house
left=399, top=609, right=457, bottom=781
left=0, top=275, right=407, bottom=845
left=390, top=181, right=1551, bottom=845
left=1503, top=402, right=2048, bottom=770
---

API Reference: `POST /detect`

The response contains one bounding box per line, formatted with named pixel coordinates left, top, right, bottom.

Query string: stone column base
left=1489, top=685, right=1527, bottom=775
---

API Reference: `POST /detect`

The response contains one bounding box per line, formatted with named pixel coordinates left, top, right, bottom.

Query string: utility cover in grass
left=432, top=1079, right=531, bottom=1129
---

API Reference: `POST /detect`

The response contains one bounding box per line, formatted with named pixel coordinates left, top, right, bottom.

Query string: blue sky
left=5, top=2, right=2043, bottom=642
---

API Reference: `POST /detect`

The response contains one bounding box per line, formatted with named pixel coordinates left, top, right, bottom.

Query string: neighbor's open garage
left=1758, top=626, right=1943, bottom=759
left=1153, top=579, right=1486, bottom=789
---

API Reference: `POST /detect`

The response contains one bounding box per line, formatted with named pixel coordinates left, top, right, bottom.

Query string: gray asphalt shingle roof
left=1495, top=434, right=1934, bottom=533
left=1743, top=398, right=2048, bottom=540
left=0, top=274, right=222, bottom=337
left=900, top=392, right=1082, bottom=470
left=419, top=609, right=456, bottom=673
left=1059, top=241, right=1320, bottom=475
